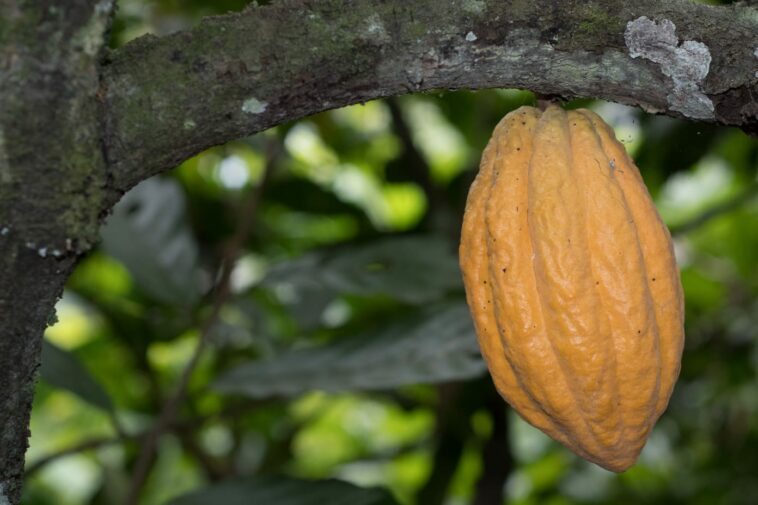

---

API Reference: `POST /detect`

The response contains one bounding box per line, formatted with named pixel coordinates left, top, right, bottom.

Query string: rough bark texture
left=101, top=0, right=758, bottom=195
left=0, top=0, right=757, bottom=503
left=0, top=1, right=113, bottom=503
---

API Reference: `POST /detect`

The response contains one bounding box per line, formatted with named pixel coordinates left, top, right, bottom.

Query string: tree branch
left=24, top=397, right=271, bottom=478
left=101, top=0, right=758, bottom=197
left=24, top=436, right=119, bottom=478
left=123, top=139, right=280, bottom=505
left=670, top=181, right=758, bottom=236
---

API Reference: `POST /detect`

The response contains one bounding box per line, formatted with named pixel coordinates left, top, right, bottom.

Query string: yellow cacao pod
left=459, top=105, right=684, bottom=472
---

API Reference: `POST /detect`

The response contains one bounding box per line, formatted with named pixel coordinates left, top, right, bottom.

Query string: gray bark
left=1, top=0, right=757, bottom=503
left=101, top=0, right=758, bottom=194
left=0, top=1, right=113, bottom=503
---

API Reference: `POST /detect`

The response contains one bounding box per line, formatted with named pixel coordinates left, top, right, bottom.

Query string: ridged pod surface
left=459, top=105, right=684, bottom=472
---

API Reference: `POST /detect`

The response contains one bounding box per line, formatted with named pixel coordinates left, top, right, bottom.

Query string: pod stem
left=535, top=93, right=562, bottom=111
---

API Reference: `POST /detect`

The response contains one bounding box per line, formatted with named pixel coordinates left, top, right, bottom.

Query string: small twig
left=25, top=436, right=123, bottom=477
left=26, top=398, right=271, bottom=477
left=173, top=427, right=231, bottom=480
left=472, top=385, right=512, bottom=505
left=670, top=181, right=758, bottom=236
left=107, top=408, right=128, bottom=440
left=385, top=97, right=460, bottom=236
left=386, top=98, right=442, bottom=213
left=415, top=382, right=470, bottom=505
left=123, top=139, right=281, bottom=505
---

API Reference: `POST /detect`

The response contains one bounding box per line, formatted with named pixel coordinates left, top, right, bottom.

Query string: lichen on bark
left=625, top=16, right=714, bottom=120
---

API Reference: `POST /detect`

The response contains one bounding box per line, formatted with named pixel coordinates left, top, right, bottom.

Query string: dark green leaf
left=265, top=235, right=462, bottom=305
left=266, top=177, right=368, bottom=216
left=213, top=302, right=485, bottom=398
left=167, top=476, right=399, bottom=505
left=100, top=177, right=201, bottom=306
left=40, top=340, right=113, bottom=412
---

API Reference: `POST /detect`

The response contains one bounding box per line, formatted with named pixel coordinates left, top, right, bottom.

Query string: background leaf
left=39, top=340, right=113, bottom=412
left=265, top=234, right=462, bottom=305
left=167, top=476, right=399, bottom=505
left=213, top=302, right=485, bottom=398
left=100, top=177, right=202, bottom=306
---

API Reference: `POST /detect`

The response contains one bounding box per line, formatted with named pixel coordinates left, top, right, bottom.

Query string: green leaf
left=100, top=177, right=201, bottom=306
left=213, top=302, right=485, bottom=398
left=167, top=476, right=399, bottom=505
left=265, top=235, right=462, bottom=305
left=40, top=340, right=113, bottom=412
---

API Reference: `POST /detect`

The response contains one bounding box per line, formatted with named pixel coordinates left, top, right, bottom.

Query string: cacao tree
left=1, top=1, right=757, bottom=504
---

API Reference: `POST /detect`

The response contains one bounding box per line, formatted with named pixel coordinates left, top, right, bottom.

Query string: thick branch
left=101, top=0, right=758, bottom=195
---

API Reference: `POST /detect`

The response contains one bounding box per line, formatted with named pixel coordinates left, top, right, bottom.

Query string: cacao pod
left=459, top=105, right=684, bottom=472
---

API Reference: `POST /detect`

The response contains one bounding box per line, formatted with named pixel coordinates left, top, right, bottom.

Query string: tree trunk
left=0, top=1, right=113, bottom=502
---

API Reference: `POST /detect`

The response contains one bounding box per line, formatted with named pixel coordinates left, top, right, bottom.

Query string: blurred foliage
left=21, top=1, right=758, bottom=505
left=166, top=476, right=399, bottom=505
